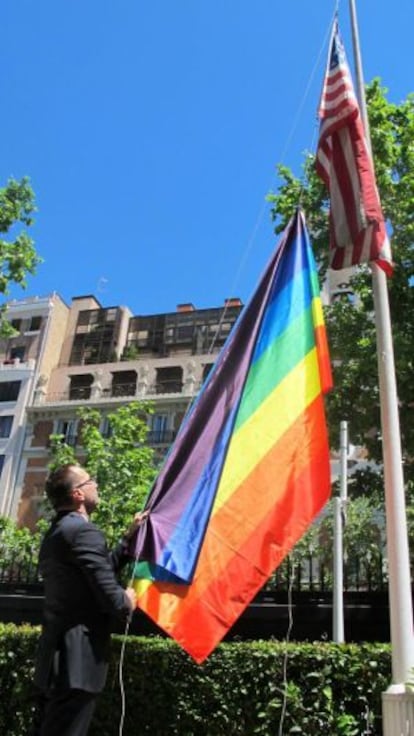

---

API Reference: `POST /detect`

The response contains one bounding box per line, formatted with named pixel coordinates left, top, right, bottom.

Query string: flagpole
left=348, top=0, right=414, bottom=719
left=333, top=421, right=348, bottom=643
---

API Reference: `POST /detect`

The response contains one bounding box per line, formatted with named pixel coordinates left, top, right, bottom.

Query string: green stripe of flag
left=234, top=303, right=317, bottom=430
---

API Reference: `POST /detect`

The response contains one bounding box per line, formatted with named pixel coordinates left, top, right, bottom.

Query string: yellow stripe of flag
left=212, top=347, right=322, bottom=513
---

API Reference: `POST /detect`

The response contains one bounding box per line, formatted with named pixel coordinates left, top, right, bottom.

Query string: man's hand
left=125, top=586, right=137, bottom=610
left=124, top=510, right=149, bottom=541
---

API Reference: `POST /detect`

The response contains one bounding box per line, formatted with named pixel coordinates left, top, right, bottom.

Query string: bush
left=0, top=624, right=391, bottom=735
left=0, top=624, right=39, bottom=735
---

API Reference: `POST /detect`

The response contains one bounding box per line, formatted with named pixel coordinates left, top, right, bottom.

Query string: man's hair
left=45, top=464, right=81, bottom=510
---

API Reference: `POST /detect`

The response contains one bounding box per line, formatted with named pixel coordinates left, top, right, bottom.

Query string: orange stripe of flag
left=172, top=434, right=330, bottom=660
left=136, top=396, right=329, bottom=631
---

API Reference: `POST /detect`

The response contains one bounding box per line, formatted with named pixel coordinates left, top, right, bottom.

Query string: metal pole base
left=382, top=686, right=414, bottom=736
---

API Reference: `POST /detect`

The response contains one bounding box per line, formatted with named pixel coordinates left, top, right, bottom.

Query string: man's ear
left=71, top=488, right=85, bottom=503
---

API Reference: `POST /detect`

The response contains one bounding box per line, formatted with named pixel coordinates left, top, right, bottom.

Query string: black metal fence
left=264, top=550, right=387, bottom=594
left=0, top=556, right=42, bottom=593
left=0, top=551, right=396, bottom=642
left=0, top=549, right=388, bottom=594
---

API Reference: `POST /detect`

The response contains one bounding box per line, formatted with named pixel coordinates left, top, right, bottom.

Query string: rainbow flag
left=131, top=209, right=332, bottom=663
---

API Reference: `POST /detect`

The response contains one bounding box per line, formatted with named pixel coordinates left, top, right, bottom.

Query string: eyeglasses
left=76, top=476, right=96, bottom=490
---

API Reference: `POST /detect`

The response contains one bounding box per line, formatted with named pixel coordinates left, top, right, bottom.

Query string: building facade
left=17, top=295, right=243, bottom=528
left=0, top=294, right=69, bottom=520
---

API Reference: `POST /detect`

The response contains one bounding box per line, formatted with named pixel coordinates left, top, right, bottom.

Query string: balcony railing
left=37, top=381, right=202, bottom=405
left=153, top=380, right=183, bottom=395
left=110, top=382, right=137, bottom=398
left=0, top=358, right=35, bottom=371
left=69, top=387, right=92, bottom=401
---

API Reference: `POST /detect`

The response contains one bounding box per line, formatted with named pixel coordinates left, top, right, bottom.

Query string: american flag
left=316, top=21, right=393, bottom=275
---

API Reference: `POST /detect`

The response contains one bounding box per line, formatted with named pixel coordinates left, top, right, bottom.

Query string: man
left=32, top=463, right=147, bottom=736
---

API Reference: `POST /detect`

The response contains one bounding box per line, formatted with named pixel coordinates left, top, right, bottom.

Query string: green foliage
left=0, top=624, right=39, bottom=734
left=0, top=625, right=391, bottom=735
left=0, top=177, right=41, bottom=337
left=47, top=434, right=77, bottom=468
left=121, top=344, right=140, bottom=361
left=264, top=496, right=386, bottom=592
left=317, top=498, right=385, bottom=588
left=268, top=80, right=414, bottom=487
left=47, top=402, right=156, bottom=545
left=0, top=517, right=46, bottom=575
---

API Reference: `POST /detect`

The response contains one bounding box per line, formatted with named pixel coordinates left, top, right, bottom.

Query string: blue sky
left=3, top=1, right=413, bottom=316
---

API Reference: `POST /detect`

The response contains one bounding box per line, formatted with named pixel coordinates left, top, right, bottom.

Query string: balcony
left=34, top=380, right=203, bottom=407
left=69, top=387, right=92, bottom=401
left=41, top=391, right=89, bottom=404
left=0, top=358, right=35, bottom=372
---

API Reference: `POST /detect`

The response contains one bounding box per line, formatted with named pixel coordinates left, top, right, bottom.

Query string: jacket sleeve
left=109, top=538, right=132, bottom=573
left=69, top=523, right=132, bottom=620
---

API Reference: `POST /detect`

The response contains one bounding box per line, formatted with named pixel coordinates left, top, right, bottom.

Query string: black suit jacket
left=34, top=511, right=131, bottom=694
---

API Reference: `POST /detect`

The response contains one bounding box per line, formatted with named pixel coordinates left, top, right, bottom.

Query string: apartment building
left=18, top=295, right=243, bottom=528
left=0, top=294, right=69, bottom=519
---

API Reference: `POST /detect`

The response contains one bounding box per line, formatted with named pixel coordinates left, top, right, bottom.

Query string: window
left=88, top=311, right=100, bottom=326
left=176, top=324, right=194, bottom=343
left=69, top=374, right=93, bottom=400
left=152, top=414, right=168, bottom=440
left=148, top=414, right=174, bottom=444
left=155, top=366, right=183, bottom=394
left=70, top=312, right=117, bottom=365
left=55, top=419, right=78, bottom=446
left=11, top=319, right=22, bottom=332
left=77, top=308, right=117, bottom=329
left=127, top=315, right=166, bottom=354
left=0, top=416, right=13, bottom=438
left=9, top=346, right=25, bottom=362
left=111, top=370, right=137, bottom=397
left=100, top=416, right=113, bottom=439
left=77, top=310, right=94, bottom=327
left=29, top=316, right=42, bottom=331
left=0, top=381, right=21, bottom=402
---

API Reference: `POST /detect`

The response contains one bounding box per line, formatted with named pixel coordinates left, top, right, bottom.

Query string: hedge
left=0, top=623, right=391, bottom=735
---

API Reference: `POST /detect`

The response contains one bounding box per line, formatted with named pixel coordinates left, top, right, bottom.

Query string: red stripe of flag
left=314, top=325, right=333, bottom=393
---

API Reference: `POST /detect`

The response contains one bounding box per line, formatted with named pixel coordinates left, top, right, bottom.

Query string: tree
left=268, top=80, right=414, bottom=489
left=264, top=495, right=388, bottom=592
left=48, top=402, right=157, bottom=546
left=0, top=177, right=41, bottom=336
left=0, top=515, right=47, bottom=579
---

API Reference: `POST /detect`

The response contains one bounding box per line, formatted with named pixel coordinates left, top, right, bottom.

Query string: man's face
left=72, top=468, right=99, bottom=514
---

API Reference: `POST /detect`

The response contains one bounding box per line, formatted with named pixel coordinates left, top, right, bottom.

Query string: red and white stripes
left=316, top=22, right=392, bottom=275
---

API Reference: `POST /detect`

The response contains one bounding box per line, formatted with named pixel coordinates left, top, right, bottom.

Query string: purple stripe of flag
left=132, top=219, right=293, bottom=581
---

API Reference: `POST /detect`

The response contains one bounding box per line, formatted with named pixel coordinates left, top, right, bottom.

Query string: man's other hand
left=125, top=586, right=137, bottom=610
left=124, top=510, right=149, bottom=541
